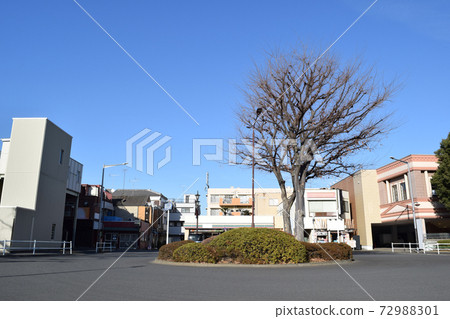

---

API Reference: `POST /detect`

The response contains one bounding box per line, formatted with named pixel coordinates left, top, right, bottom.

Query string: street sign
left=164, top=202, right=173, bottom=210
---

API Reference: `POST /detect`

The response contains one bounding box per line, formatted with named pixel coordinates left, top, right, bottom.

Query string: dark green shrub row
left=158, top=240, right=193, bottom=261
left=173, top=243, right=218, bottom=263
left=207, top=228, right=308, bottom=264
left=302, top=242, right=353, bottom=261
left=437, top=239, right=450, bottom=244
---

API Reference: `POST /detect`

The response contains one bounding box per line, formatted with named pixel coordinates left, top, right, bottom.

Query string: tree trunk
left=293, top=171, right=307, bottom=241
left=281, top=198, right=293, bottom=234
left=273, top=169, right=293, bottom=234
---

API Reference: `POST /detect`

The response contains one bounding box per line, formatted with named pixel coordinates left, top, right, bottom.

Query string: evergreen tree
left=431, top=132, right=450, bottom=210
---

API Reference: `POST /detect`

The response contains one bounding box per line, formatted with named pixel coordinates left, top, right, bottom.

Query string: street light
left=195, top=191, right=200, bottom=235
left=98, top=162, right=128, bottom=242
left=249, top=108, right=263, bottom=228
left=390, top=156, right=419, bottom=245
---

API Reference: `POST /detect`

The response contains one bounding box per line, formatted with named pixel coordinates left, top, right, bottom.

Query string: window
left=269, top=198, right=279, bottom=206
left=180, top=207, right=191, bottom=213
left=59, top=149, right=64, bottom=165
left=391, top=184, right=399, bottom=202
left=210, top=195, right=220, bottom=203
left=210, top=208, right=221, bottom=216
left=223, top=195, right=233, bottom=204
left=400, top=182, right=407, bottom=201
left=308, top=200, right=337, bottom=217
left=185, top=195, right=190, bottom=203
left=50, top=224, right=56, bottom=240
left=239, top=195, right=250, bottom=204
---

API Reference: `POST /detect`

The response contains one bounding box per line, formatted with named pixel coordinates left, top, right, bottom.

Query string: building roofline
left=376, top=154, right=437, bottom=174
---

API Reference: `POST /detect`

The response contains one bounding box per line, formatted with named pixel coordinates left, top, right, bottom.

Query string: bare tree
left=237, top=47, right=397, bottom=241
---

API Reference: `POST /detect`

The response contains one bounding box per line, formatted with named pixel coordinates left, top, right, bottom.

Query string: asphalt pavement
left=0, top=250, right=448, bottom=301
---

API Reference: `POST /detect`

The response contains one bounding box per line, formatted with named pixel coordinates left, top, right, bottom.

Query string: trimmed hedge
left=208, top=228, right=308, bottom=264
left=302, top=242, right=353, bottom=261
left=158, top=240, right=193, bottom=261
left=173, top=243, right=218, bottom=263
left=437, top=239, right=450, bottom=248
left=201, top=235, right=218, bottom=245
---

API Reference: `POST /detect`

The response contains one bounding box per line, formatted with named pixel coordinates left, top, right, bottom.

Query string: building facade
left=206, top=187, right=354, bottom=245
left=0, top=118, right=82, bottom=248
left=168, top=194, right=197, bottom=242
left=333, top=155, right=450, bottom=249
left=111, top=189, right=166, bottom=249
left=74, top=184, right=113, bottom=248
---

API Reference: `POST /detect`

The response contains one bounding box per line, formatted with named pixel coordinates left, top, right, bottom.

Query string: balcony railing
left=219, top=198, right=253, bottom=207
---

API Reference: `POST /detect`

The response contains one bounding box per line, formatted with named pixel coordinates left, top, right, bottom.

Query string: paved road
left=0, top=250, right=448, bottom=301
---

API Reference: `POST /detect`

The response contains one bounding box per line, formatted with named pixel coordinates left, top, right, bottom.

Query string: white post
left=166, top=209, right=170, bottom=245
left=409, top=242, right=412, bottom=254
left=63, top=241, right=66, bottom=255
left=70, top=241, right=73, bottom=255
left=3, top=240, right=6, bottom=255
left=391, top=242, right=394, bottom=253
left=437, top=243, right=440, bottom=255
left=33, top=240, right=36, bottom=255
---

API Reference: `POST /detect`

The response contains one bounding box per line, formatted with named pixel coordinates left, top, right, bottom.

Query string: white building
left=0, top=118, right=82, bottom=248
left=168, top=194, right=197, bottom=242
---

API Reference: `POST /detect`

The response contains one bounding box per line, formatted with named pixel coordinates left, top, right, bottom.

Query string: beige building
left=207, top=187, right=286, bottom=229
left=0, top=118, right=81, bottom=247
left=332, top=170, right=381, bottom=250
left=206, top=187, right=354, bottom=244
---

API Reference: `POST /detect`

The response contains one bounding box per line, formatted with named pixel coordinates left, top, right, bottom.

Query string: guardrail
left=1, top=240, right=72, bottom=256
left=96, top=241, right=114, bottom=253
left=391, top=242, right=420, bottom=253
left=424, top=243, right=450, bottom=255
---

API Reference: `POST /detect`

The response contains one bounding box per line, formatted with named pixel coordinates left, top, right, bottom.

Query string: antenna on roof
left=205, top=172, right=209, bottom=191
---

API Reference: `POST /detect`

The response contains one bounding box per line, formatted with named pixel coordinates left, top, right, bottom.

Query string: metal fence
left=96, top=241, right=114, bottom=253
left=391, top=242, right=420, bottom=253
left=1, top=240, right=72, bottom=255
left=424, top=242, right=450, bottom=255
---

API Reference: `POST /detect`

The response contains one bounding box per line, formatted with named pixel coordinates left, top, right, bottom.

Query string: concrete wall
left=353, top=170, right=381, bottom=249
left=333, top=170, right=381, bottom=249
left=0, top=118, right=72, bottom=241
left=0, top=206, right=35, bottom=245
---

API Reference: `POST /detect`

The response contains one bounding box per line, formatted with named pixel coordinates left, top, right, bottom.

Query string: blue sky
left=1, top=0, right=449, bottom=211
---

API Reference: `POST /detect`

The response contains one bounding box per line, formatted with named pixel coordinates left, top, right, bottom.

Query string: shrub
left=173, top=243, right=218, bottom=263
left=158, top=240, right=193, bottom=261
left=437, top=239, right=450, bottom=248
left=201, top=235, right=218, bottom=245
left=207, top=228, right=307, bottom=264
left=302, top=242, right=353, bottom=261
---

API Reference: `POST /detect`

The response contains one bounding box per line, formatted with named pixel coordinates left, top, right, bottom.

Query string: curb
left=152, top=258, right=355, bottom=268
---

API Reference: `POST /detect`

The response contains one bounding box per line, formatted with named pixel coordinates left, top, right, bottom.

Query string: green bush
left=208, top=228, right=308, bottom=264
left=201, top=235, right=218, bottom=245
left=173, top=243, right=218, bottom=263
left=301, top=242, right=353, bottom=261
left=437, top=239, right=450, bottom=248
left=158, top=240, right=193, bottom=261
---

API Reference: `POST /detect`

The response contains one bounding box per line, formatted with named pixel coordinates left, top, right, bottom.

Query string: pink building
left=333, top=155, right=450, bottom=249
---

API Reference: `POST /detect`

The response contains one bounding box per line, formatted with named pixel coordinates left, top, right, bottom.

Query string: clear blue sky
left=1, top=0, right=449, bottom=211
